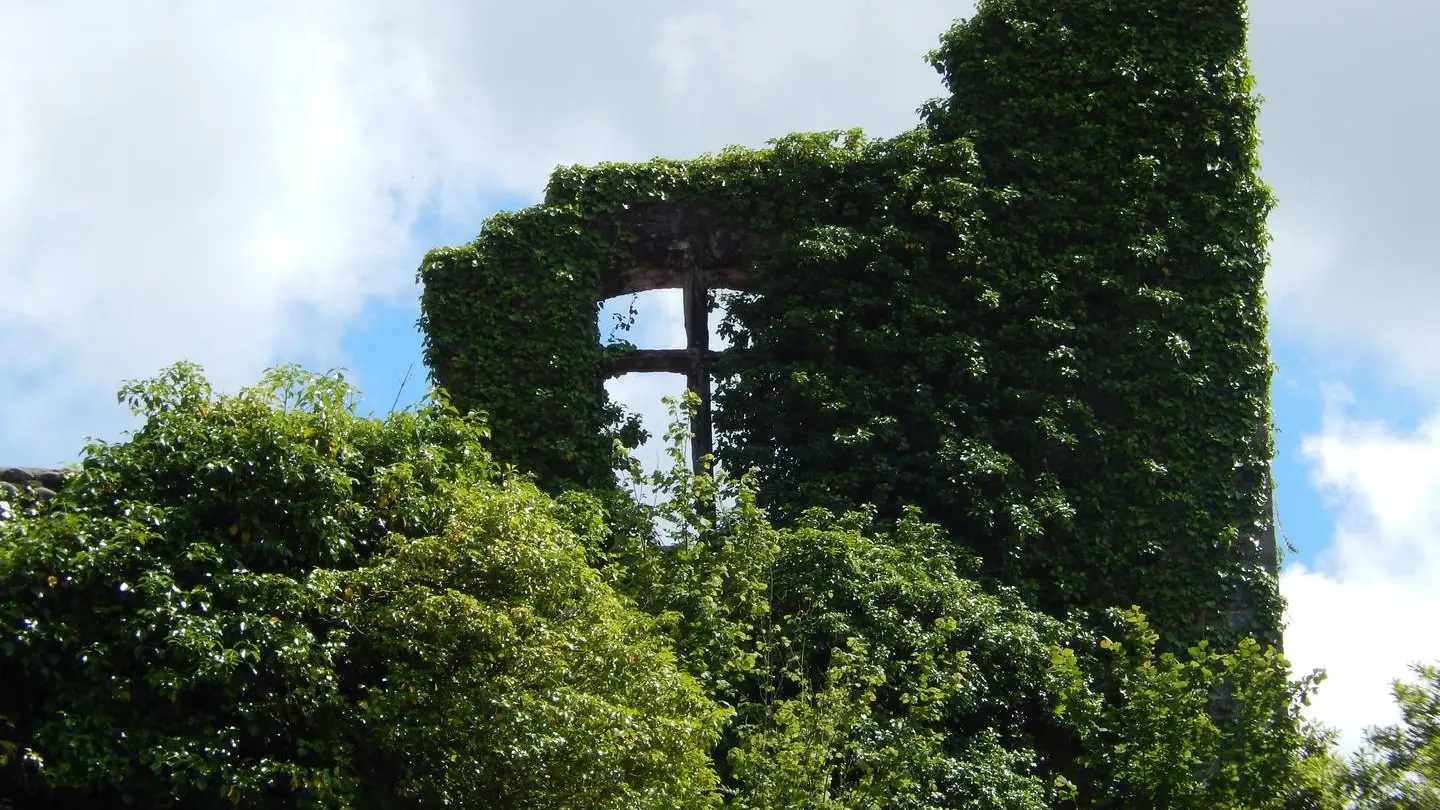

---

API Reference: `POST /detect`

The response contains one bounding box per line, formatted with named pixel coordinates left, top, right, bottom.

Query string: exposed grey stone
left=0, top=467, right=73, bottom=487
left=596, top=202, right=760, bottom=298
left=0, top=468, right=74, bottom=521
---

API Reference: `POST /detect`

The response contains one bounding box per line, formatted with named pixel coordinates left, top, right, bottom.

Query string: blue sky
left=1269, top=339, right=1426, bottom=569
left=3, top=0, right=1436, bottom=753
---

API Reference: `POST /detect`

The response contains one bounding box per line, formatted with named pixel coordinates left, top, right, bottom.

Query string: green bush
left=600, top=397, right=1338, bottom=809
left=0, top=364, right=721, bottom=809
left=0, top=370, right=1348, bottom=808
left=1346, top=663, right=1440, bottom=809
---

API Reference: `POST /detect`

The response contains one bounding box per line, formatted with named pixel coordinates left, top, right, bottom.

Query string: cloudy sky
left=2, top=0, right=1433, bottom=753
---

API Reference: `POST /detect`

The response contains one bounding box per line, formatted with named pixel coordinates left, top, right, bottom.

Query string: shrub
left=0, top=363, right=721, bottom=809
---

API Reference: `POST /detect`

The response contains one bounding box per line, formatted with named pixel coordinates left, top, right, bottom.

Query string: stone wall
left=0, top=467, right=70, bottom=521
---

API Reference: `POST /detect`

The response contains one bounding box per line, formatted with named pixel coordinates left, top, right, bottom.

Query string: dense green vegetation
left=1345, top=665, right=1440, bottom=809
left=0, top=366, right=1352, bottom=808
left=0, top=366, right=722, bottom=809
left=4, top=0, right=1437, bottom=806
left=421, top=0, right=1278, bottom=649
left=0, top=368, right=1434, bottom=807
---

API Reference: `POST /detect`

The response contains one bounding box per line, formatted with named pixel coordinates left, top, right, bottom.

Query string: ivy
left=419, top=0, right=1278, bottom=654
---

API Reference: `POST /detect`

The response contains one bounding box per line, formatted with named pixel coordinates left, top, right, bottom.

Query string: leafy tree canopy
left=0, top=364, right=721, bottom=810
left=0, top=367, right=1344, bottom=808
left=1346, top=664, right=1440, bottom=810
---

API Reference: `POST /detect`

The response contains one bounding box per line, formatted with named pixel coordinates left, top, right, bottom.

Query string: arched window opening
left=600, top=255, right=753, bottom=474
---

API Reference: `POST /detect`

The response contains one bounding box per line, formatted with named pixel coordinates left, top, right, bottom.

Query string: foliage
left=613, top=404, right=1066, bottom=808
left=419, top=0, right=1280, bottom=651
left=0, top=364, right=721, bottom=809
left=720, top=0, right=1279, bottom=647
left=417, top=206, right=636, bottom=492
left=0, top=372, right=1348, bottom=809
left=599, top=398, right=1337, bottom=810
left=1346, top=663, right=1440, bottom=809
left=1072, top=610, right=1342, bottom=809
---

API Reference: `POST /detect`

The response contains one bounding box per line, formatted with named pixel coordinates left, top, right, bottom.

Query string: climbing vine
left=418, top=0, right=1279, bottom=651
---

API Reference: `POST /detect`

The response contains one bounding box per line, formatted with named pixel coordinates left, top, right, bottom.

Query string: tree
left=604, top=397, right=1339, bottom=810
left=0, top=369, right=1346, bottom=809
left=1347, top=664, right=1440, bottom=809
left=0, top=364, right=721, bottom=809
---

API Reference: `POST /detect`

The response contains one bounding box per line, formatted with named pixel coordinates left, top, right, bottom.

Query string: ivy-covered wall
left=418, top=0, right=1279, bottom=650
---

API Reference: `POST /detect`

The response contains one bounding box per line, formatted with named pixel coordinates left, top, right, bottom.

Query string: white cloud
left=1255, top=0, right=1440, bottom=392
left=1283, top=389, right=1440, bottom=752
left=0, top=2, right=446, bottom=461
left=0, top=0, right=961, bottom=465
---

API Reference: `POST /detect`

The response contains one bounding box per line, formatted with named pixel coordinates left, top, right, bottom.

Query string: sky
left=2, top=0, right=1434, bottom=754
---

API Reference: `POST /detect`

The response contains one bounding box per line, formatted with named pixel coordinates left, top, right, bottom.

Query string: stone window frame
left=595, top=202, right=758, bottom=473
